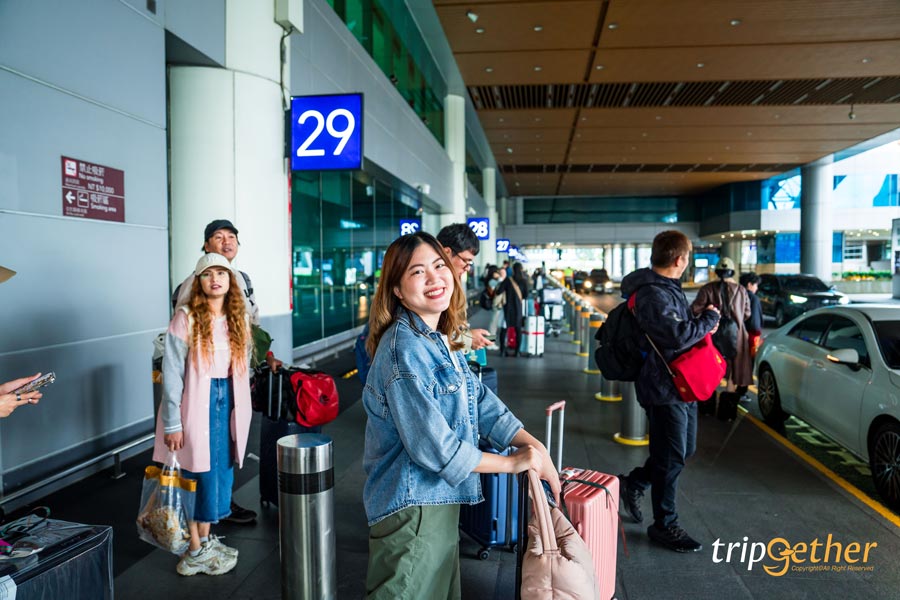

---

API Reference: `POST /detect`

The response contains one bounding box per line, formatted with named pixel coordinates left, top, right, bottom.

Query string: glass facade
left=291, top=166, right=421, bottom=346
left=326, top=0, right=446, bottom=145
left=756, top=232, right=844, bottom=264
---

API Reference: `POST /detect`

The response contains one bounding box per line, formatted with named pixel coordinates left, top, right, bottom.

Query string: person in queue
left=155, top=253, right=253, bottom=576
left=361, top=231, right=560, bottom=599
left=436, top=223, right=492, bottom=351
left=172, top=219, right=283, bottom=524
left=618, top=231, right=720, bottom=553
left=0, top=266, right=43, bottom=417
left=691, top=257, right=752, bottom=398
left=740, top=271, right=764, bottom=365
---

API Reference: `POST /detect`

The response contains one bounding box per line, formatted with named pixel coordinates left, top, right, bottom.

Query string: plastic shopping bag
left=136, top=454, right=196, bottom=554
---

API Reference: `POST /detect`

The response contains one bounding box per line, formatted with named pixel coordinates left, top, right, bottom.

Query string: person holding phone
left=153, top=253, right=253, bottom=577
left=0, top=374, right=43, bottom=418
left=362, top=232, right=559, bottom=599
left=0, top=266, right=43, bottom=418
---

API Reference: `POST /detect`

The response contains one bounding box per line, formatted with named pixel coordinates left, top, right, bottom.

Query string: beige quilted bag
left=520, top=470, right=600, bottom=600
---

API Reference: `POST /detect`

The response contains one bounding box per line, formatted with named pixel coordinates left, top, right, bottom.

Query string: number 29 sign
left=291, top=94, right=363, bottom=171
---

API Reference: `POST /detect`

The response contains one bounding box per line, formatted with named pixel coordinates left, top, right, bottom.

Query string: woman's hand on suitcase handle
left=164, top=431, right=184, bottom=452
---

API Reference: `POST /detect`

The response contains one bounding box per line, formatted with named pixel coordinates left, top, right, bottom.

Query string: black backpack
left=594, top=294, right=646, bottom=381
left=479, top=289, right=493, bottom=310
left=711, top=282, right=739, bottom=359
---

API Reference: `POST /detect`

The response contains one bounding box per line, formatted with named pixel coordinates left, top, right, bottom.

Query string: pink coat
left=152, top=309, right=252, bottom=472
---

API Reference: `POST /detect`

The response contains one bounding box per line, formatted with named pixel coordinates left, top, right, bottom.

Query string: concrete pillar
left=483, top=167, right=498, bottom=266
left=169, top=0, right=290, bottom=353
left=441, top=94, right=466, bottom=228
left=603, top=244, right=613, bottom=274
left=515, top=197, right=525, bottom=226
left=800, top=155, right=835, bottom=282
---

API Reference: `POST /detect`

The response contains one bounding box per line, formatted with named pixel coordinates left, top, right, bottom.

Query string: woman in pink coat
left=153, top=253, right=252, bottom=577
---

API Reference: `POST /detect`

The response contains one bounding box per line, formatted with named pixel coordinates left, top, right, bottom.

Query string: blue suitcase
left=459, top=445, right=519, bottom=559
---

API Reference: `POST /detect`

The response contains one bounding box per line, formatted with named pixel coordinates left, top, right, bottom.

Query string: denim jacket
left=362, top=309, right=524, bottom=526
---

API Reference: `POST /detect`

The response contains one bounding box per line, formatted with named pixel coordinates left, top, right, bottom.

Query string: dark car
left=756, top=274, right=849, bottom=326
left=572, top=270, right=589, bottom=293
left=583, top=268, right=613, bottom=294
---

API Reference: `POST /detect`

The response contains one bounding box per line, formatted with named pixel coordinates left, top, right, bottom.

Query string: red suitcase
left=544, top=402, right=619, bottom=600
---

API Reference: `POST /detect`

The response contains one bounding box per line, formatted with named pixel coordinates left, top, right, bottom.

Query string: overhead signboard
left=399, top=219, right=421, bottom=237
left=496, top=239, right=510, bottom=253
left=290, top=94, right=363, bottom=171
left=61, top=156, right=125, bottom=222
left=467, top=217, right=490, bottom=240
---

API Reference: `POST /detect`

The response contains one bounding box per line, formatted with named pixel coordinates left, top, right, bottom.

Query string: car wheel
left=774, top=305, right=785, bottom=328
left=757, top=367, right=788, bottom=425
left=870, top=421, right=900, bottom=511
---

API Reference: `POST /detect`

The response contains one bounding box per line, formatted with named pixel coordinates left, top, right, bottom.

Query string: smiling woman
left=360, top=231, right=561, bottom=599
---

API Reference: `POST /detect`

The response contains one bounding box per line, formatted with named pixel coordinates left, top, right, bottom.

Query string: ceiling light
left=515, top=181, right=520, bottom=187
left=534, top=66, right=542, bottom=71
left=655, top=115, right=662, bottom=120
left=725, top=146, right=731, bottom=150
left=581, top=117, right=587, bottom=121
left=475, top=27, right=485, bottom=34
left=485, top=67, right=493, bottom=72
left=533, top=25, right=543, bottom=32
left=861, top=58, right=871, bottom=64
left=506, top=147, right=513, bottom=153
left=696, top=62, right=705, bottom=68
left=595, top=65, right=604, bottom=70
left=631, top=146, right=637, bottom=151
left=534, top=117, right=542, bottom=122
left=729, top=18, right=742, bottom=26
left=466, top=10, right=478, bottom=23
left=535, top=134, right=541, bottom=139
left=607, top=23, right=618, bottom=30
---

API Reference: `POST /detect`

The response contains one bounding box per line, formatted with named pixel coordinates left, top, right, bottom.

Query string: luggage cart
left=540, top=287, right=564, bottom=337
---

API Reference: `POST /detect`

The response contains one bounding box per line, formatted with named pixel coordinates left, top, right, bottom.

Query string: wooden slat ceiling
left=434, top=0, right=900, bottom=198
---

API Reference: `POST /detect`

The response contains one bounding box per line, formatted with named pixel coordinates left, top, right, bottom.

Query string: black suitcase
left=716, top=391, right=740, bottom=422
left=468, top=361, right=499, bottom=395
left=256, top=368, right=320, bottom=506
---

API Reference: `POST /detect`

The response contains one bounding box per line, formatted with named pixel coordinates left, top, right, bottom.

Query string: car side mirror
left=826, top=348, right=860, bottom=370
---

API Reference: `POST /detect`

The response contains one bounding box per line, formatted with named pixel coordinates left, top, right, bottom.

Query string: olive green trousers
left=366, top=504, right=461, bottom=600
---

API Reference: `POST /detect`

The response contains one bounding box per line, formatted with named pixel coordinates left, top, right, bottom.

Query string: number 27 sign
left=291, top=94, right=363, bottom=171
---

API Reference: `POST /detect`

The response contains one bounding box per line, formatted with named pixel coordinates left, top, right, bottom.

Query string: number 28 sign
left=291, top=94, right=363, bottom=171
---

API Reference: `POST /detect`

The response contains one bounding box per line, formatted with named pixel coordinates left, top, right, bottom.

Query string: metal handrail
left=0, top=432, right=155, bottom=506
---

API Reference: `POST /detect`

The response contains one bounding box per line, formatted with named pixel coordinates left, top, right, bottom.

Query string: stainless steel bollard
left=577, top=309, right=591, bottom=356
left=584, top=314, right=602, bottom=374
left=595, top=375, right=621, bottom=402
left=278, top=434, right=336, bottom=600
left=613, top=383, right=649, bottom=446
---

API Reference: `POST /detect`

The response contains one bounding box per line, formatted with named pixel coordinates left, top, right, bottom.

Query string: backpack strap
left=719, top=281, right=732, bottom=320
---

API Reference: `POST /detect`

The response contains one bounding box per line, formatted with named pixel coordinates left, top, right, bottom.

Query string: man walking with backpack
left=618, top=231, right=720, bottom=553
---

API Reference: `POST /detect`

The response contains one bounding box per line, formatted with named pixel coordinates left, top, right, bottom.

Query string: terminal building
left=1, top=1, right=900, bottom=598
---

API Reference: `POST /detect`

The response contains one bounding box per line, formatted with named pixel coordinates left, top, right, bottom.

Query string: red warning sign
left=61, top=156, right=125, bottom=222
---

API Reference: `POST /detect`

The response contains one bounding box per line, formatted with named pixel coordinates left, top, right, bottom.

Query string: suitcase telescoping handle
left=544, top=401, right=565, bottom=472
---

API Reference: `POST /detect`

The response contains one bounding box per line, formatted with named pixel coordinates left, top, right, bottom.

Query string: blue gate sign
left=467, top=217, right=490, bottom=240
left=496, top=239, right=510, bottom=252
left=399, top=219, right=421, bottom=236
left=291, top=94, right=363, bottom=171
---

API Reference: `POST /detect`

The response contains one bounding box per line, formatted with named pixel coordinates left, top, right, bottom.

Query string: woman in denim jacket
left=362, top=232, right=560, bottom=599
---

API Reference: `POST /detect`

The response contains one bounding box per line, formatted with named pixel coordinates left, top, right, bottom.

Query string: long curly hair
left=187, top=269, right=249, bottom=374
left=366, top=231, right=466, bottom=358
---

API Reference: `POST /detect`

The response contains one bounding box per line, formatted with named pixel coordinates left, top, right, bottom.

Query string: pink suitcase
left=544, top=402, right=619, bottom=600
left=561, top=469, right=619, bottom=600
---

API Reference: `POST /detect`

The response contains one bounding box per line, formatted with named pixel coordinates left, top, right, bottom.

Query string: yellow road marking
left=740, top=407, right=900, bottom=529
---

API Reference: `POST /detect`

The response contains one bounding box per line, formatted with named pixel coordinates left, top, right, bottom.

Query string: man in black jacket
left=618, top=231, right=720, bottom=552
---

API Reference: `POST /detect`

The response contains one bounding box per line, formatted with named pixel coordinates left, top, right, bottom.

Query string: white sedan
left=754, top=304, right=900, bottom=510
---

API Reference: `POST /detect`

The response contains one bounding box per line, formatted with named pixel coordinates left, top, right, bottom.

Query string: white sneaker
left=176, top=544, right=237, bottom=576
left=204, top=534, right=239, bottom=558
